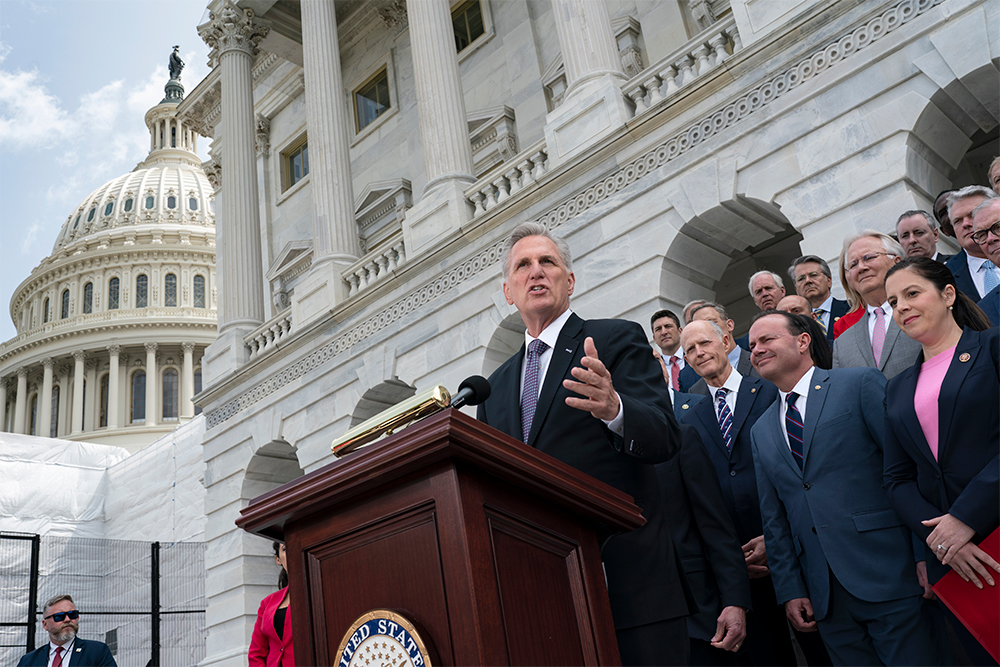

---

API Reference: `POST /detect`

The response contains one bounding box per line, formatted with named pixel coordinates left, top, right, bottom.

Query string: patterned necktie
left=983, top=260, right=999, bottom=294
left=785, top=392, right=804, bottom=470
left=813, top=309, right=828, bottom=335
left=521, top=338, right=549, bottom=442
left=669, top=356, right=680, bottom=391
left=53, top=646, right=64, bottom=667
left=871, top=307, right=886, bottom=366
left=716, top=388, right=733, bottom=451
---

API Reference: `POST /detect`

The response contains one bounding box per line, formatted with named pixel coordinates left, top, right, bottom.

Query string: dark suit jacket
left=477, top=313, right=686, bottom=629
left=678, top=363, right=700, bottom=392
left=657, top=424, right=752, bottom=641
left=677, top=376, right=779, bottom=545
left=825, top=298, right=851, bottom=342
left=979, top=285, right=999, bottom=326
left=935, top=251, right=956, bottom=264
left=689, top=348, right=758, bottom=396
left=831, top=308, right=922, bottom=379
left=18, top=638, right=117, bottom=666
left=883, top=327, right=1000, bottom=583
left=750, top=367, right=921, bottom=620
left=946, top=250, right=985, bottom=300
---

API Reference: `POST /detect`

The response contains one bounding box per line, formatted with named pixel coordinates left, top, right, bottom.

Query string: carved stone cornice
left=144, top=342, right=159, bottom=354
left=199, top=4, right=270, bottom=66
left=72, top=350, right=86, bottom=362
left=182, top=342, right=196, bottom=354
left=203, top=157, right=222, bottom=191
left=41, top=358, right=55, bottom=370
left=107, top=345, right=121, bottom=356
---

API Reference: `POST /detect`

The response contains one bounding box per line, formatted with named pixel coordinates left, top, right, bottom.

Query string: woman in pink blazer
left=249, top=541, right=295, bottom=667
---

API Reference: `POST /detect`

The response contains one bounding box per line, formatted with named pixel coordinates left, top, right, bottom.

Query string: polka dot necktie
left=521, top=338, right=548, bottom=442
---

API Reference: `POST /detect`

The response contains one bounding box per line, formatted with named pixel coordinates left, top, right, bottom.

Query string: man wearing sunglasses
left=17, top=595, right=117, bottom=666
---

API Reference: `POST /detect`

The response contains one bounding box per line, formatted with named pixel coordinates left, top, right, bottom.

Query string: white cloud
left=56, top=151, right=78, bottom=167
left=0, top=42, right=11, bottom=64
left=0, top=68, right=73, bottom=148
left=78, top=79, right=124, bottom=133
left=20, top=221, right=40, bottom=254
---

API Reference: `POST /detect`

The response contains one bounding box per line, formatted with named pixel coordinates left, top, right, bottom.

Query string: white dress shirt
left=520, top=308, right=625, bottom=435
left=813, top=295, right=834, bottom=329
left=777, top=366, right=816, bottom=450
left=866, top=301, right=893, bottom=343
left=706, top=368, right=742, bottom=423
left=48, top=638, right=74, bottom=667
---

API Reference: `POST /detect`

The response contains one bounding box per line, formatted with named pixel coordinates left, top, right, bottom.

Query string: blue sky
left=0, top=0, right=213, bottom=341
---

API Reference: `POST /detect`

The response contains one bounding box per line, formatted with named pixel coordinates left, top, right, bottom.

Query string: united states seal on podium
left=336, top=609, right=434, bottom=667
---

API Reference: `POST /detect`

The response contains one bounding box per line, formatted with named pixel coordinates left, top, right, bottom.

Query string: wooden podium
left=236, top=409, right=645, bottom=666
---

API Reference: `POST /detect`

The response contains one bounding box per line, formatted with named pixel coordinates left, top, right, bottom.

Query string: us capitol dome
left=0, top=62, right=217, bottom=452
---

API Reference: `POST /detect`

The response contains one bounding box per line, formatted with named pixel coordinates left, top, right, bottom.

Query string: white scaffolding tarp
left=0, top=433, right=129, bottom=537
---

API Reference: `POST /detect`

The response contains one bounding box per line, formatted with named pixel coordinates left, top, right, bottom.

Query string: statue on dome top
left=169, top=46, right=185, bottom=81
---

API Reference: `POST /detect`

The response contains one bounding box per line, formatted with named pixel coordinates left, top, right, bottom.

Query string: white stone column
left=39, top=359, right=54, bottom=438
left=0, top=378, right=7, bottom=432
left=543, top=0, right=631, bottom=167
left=301, top=0, right=361, bottom=269
left=145, top=342, right=158, bottom=426
left=107, top=345, right=120, bottom=428
left=84, top=360, right=97, bottom=432
left=199, top=5, right=268, bottom=337
left=181, top=342, right=195, bottom=419
left=400, top=0, right=476, bottom=258
left=72, top=351, right=85, bottom=434
left=13, top=369, right=27, bottom=434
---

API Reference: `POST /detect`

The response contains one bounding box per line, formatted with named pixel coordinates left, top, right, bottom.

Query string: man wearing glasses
left=972, top=197, right=1000, bottom=325
left=832, top=232, right=921, bottom=379
left=17, top=595, right=117, bottom=666
left=788, top=255, right=849, bottom=342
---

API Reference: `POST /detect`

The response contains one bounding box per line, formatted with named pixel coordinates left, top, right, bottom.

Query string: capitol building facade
left=0, top=79, right=218, bottom=452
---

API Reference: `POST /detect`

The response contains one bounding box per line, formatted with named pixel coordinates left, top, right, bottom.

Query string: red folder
left=932, top=527, right=1000, bottom=663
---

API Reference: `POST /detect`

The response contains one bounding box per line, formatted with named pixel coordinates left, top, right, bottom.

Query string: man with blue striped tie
left=747, top=310, right=934, bottom=665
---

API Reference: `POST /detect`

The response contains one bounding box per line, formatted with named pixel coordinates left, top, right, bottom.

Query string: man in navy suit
left=18, top=595, right=117, bottom=666
left=748, top=311, right=933, bottom=665
left=650, top=309, right=699, bottom=394
left=687, top=304, right=759, bottom=396
left=945, top=186, right=998, bottom=301
left=676, top=320, right=825, bottom=667
left=895, top=210, right=954, bottom=263
left=972, top=197, right=1000, bottom=325
left=477, top=223, right=687, bottom=666
left=788, top=255, right=849, bottom=342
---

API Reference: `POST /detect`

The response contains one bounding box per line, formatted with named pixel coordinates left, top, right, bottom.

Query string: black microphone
left=449, top=375, right=491, bottom=409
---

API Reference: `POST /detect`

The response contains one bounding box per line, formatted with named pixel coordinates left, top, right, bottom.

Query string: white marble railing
left=244, top=309, right=293, bottom=360
left=343, top=232, right=407, bottom=297
left=622, top=16, right=741, bottom=116
left=465, top=139, right=551, bottom=218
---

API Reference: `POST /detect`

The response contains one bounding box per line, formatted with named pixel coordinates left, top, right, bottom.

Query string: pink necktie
left=669, top=356, right=680, bottom=391
left=53, top=646, right=64, bottom=667
left=871, top=307, right=886, bottom=365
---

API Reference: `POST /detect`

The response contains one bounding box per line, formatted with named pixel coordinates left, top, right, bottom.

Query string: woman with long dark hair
left=248, top=541, right=294, bottom=666
left=883, top=257, right=999, bottom=664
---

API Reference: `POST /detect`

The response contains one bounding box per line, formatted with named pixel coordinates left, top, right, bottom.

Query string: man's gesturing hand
left=564, top=337, right=621, bottom=421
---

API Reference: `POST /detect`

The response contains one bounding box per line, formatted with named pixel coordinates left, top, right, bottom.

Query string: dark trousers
left=616, top=616, right=690, bottom=666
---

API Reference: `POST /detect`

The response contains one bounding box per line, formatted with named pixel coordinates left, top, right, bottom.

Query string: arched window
left=104, top=202, right=114, bottom=216
left=188, top=197, right=198, bottom=211
left=193, top=275, right=206, bottom=308
left=83, top=282, right=93, bottom=314
left=145, top=196, right=155, bottom=210
left=136, top=275, right=148, bottom=308
left=29, top=395, right=38, bottom=436
left=87, top=207, right=96, bottom=222
left=123, top=198, right=133, bottom=212
left=50, top=385, right=60, bottom=437
left=194, top=367, right=203, bottom=415
left=167, top=195, right=177, bottom=209
left=164, top=274, right=177, bottom=307
left=108, top=277, right=120, bottom=310
left=162, top=369, right=178, bottom=421
left=43, top=298, right=50, bottom=323
left=99, top=374, right=109, bottom=428
left=131, top=371, right=146, bottom=423
left=73, top=214, right=81, bottom=229
left=61, top=290, right=70, bottom=319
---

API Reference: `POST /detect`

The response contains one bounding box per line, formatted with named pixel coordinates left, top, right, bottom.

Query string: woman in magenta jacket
left=249, top=541, right=295, bottom=667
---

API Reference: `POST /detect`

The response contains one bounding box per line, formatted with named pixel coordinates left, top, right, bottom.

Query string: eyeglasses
left=847, top=252, right=892, bottom=271
left=971, top=222, right=1000, bottom=245
left=44, top=610, right=80, bottom=623
left=795, top=270, right=826, bottom=284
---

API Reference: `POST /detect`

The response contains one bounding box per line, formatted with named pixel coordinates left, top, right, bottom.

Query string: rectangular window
left=282, top=139, right=309, bottom=191
left=452, top=0, right=485, bottom=52
left=136, top=275, right=148, bottom=308
left=354, top=67, right=391, bottom=133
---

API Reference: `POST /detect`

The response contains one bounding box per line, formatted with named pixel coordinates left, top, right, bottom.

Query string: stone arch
left=482, top=311, right=525, bottom=379
left=349, top=378, right=418, bottom=427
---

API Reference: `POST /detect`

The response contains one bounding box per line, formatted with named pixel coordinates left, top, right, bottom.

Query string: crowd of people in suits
left=648, top=165, right=1000, bottom=666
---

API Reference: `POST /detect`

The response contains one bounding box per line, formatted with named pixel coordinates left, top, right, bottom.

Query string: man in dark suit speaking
left=18, top=595, right=117, bottom=666
left=477, top=223, right=687, bottom=666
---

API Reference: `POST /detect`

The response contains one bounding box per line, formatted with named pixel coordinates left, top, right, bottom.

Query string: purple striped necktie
left=785, top=392, right=804, bottom=470
left=871, top=307, right=886, bottom=365
left=521, top=338, right=548, bottom=442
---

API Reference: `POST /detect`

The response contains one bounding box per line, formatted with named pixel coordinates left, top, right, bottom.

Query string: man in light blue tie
left=748, top=310, right=934, bottom=665
left=945, top=185, right=998, bottom=300
left=788, top=255, right=849, bottom=343
left=972, top=197, right=1000, bottom=325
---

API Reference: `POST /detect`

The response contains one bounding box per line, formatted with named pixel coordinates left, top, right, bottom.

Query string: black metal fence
left=0, top=532, right=205, bottom=666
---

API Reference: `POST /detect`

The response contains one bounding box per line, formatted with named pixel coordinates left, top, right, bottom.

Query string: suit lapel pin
left=814, top=385, right=821, bottom=390
left=564, top=348, right=572, bottom=354
left=76, top=648, right=82, bottom=653
left=750, top=387, right=756, bottom=393
left=681, top=404, right=689, bottom=409
left=959, top=353, right=971, bottom=362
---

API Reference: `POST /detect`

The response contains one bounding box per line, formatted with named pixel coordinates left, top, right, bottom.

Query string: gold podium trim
left=332, top=385, right=451, bottom=457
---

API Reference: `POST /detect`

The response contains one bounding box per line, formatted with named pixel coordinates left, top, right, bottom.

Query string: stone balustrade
left=244, top=309, right=293, bottom=360
left=622, top=17, right=741, bottom=117
left=343, top=232, right=407, bottom=298
left=465, top=139, right=550, bottom=219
